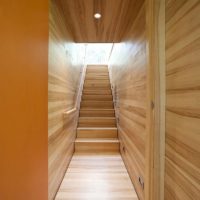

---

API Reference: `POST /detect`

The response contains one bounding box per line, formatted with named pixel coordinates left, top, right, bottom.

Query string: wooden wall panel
left=109, top=2, right=146, bottom=200
left=145, top=0, right=166, bottom=199
left=0, top=1, right=48, bottom=199
left=48, top=1, right=85, bottom=199
left=165, top=0, right=200, bottom=199
left=57, top=0, right=144, bottom=42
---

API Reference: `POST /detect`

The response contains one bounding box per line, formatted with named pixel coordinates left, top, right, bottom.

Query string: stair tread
left=83, top=94, right=112, bottom=95
left=81, top=99, right=113, bottom=103
left=82, top=97, right=113, bottom=99
left=81, top=101, right=113, bottom=103
left=77, top=127, right=118, bottom=138
left=80, top=108, right=114, bottom=110
left=81, top=100, right=113, bottom=102
left=77, top=127, right=117, bottom=130
left=80, top=109, right=115, bottom=117
left=83, top=90, right=111, bottom=94
left=83, top=89, right=111, bottom=91
left=85, top=77, right=108, bottom=78
left=82, top=94, right=112, bottom=96
left=82, top=95, right=112, bottom=100
left=77, top=126, right=117, bottom=128
left=79, top=117, right=116, bottom=119
left=83, top=90, right=111, bottom=91
left=75, top=138, right=119, bottom=143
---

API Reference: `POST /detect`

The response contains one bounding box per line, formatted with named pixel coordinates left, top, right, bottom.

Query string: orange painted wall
left=0, top=1, right=48, bottom=199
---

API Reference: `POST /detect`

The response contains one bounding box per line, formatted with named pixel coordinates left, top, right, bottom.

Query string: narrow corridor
left=55, top=65, right=138, bottom=199
left=1, top=0, right=200, bottom=200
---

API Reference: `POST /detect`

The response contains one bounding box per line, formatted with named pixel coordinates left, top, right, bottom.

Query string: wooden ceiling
left=57, top=0, right=143, bottom=43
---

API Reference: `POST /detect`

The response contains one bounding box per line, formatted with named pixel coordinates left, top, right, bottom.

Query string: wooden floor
left=55, top=153, right=138, bottom=200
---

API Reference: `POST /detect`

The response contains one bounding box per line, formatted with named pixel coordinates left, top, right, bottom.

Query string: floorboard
left=55, top=153, right=138, bottom=200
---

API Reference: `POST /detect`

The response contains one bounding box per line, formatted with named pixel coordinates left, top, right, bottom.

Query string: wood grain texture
left=75, top=65, right=119, bottom=154
left=145, top=0, right=166, bottom=199
left=0, top=1, right=48, bottom=199
left=165, top=0, right=200, bottom=199
left=48, top=1, right=85, bottom=199
left=109, top=2, right=146, bottom=199
left=55, top=153, right=138, bottom=200
left=77, top=127, right=118, bottom=138
left=75, top=139, right=119, bottom=153
left=57, top=0, right=144, bottom=42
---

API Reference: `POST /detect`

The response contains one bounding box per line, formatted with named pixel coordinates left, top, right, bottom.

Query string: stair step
left=85, top=73, right=109, bottom=77
left=84, top=86, right=111, bottom=90
left=86, top=69, right=108, bottom=73
left=81, top=101, right=113, bottom=108
left=87, top=65, right=107, bottom=69
left=83, top=89, right=112, bottom=95
left=86, top=70, right=108, bottom=74
left=75, top=138, right=119, bottom=153
left=82, top=95, right=113, bottom=101
left=78, top=117, right=116, bottom=127
left=85, top=76, right=109, bottom=80
left=84, top=83, right=110, bottom=88
left=80, top=109, right=115, bottom=117
left=84, top=80, right=110, bottom=84
left=77, top=127, right=118, bottom=138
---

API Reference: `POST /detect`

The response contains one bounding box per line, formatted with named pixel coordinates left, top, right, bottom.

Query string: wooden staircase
left=75, top=65, right=119, bottom=153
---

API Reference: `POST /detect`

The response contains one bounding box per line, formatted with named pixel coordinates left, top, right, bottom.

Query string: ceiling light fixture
left=94, top=13, right=101, bottom=19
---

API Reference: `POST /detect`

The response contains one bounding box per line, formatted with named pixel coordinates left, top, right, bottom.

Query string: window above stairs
left=84, top=43, right=113, bottom=65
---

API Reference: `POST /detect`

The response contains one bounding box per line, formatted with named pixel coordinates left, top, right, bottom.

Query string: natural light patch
left=84, top=43, right=113, bottom=65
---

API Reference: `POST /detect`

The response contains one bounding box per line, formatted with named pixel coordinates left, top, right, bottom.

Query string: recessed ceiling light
left=94, top=13, right=101, bottom=19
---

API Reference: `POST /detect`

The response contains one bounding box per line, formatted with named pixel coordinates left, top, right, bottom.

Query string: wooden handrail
left=63, top=108, right=77, bottom=117
left=63, top=65, right=87, bottom=118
